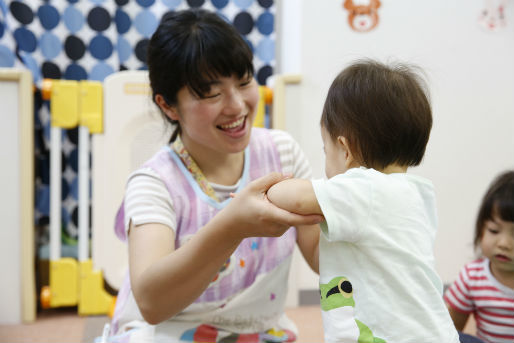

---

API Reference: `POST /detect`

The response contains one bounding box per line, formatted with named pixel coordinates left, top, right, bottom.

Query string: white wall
left=0, top=79, right=22, bottom=323
left=0, top=69, right=35, bottom=323
left=278, top=0, right=514, bottom=293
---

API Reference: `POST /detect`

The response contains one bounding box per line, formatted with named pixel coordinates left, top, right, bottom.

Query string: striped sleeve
left=445, top=259, right=514, bottom=343
left=444, top=264, right=474, bottom=313
left=124, top=167, right=176, bottom=234
left=269, top=129, right=312, bottom=179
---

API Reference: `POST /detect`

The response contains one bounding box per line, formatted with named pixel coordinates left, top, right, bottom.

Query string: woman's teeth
left=219, top=117, right=245, bottom=129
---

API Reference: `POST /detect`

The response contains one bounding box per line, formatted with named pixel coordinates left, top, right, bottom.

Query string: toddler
left=267, top=59, right=461, bottom=343
left=444, top=171, right=514, bottom=343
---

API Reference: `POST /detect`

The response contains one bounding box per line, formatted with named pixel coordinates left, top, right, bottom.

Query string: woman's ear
left=337, top=136, right=356, bottom=168
left=155, top=94, right=179, bottom=121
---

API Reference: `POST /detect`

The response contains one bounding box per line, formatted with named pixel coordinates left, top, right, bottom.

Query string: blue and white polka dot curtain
left=0, top=0, right=275, bottom=251
left=1, top=0, right=275, bottom=84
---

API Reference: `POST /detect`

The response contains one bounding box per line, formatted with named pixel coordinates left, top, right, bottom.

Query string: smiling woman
left=106, top=8, right=322, bottom=343
left=155, top=73, right=259, bottom=165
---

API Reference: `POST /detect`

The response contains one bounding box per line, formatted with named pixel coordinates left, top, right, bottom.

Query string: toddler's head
left=320, top=59, right=432, bottom=173
left=474, top=171, right=514, bottom=256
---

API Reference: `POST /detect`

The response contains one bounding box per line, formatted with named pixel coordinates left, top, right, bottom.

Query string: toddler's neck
left=379, top=164, right=408, bottom=174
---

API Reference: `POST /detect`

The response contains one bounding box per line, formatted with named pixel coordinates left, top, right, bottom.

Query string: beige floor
left=0, top=306, right=475, bottom=343
left=0, top=308, right=88, bottom=343
left=0, top=307, right=323, bottom=343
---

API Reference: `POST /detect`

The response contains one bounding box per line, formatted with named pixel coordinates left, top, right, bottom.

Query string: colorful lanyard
left=172, top=135, right=219, bottom=202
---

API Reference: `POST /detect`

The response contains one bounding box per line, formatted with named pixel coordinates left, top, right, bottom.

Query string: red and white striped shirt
left=444, top=258, right=514, bottom=343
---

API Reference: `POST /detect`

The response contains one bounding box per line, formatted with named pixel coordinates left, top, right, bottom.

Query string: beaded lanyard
left=172, top=136, right=219, bottom=202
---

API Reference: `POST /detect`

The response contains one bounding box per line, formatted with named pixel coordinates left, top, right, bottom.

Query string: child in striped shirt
left=444, top=170, right=514, bottom=343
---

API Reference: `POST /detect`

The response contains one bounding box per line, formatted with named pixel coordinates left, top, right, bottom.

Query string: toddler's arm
left=267, top=178, right=323, bottom=215
left=446, top=305, right=470, bottom=331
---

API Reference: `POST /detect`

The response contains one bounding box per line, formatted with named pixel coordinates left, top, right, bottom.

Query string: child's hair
left=146, top=9, right=254, bottom=142
left=321, top=59, right=432, bottom=170
left=474, top=170, right=514, bottom=247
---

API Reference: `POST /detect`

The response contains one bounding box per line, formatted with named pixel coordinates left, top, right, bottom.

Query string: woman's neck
left=180, top=139, right=245, bottom=186
left=197, top=152, right=245, bottom=186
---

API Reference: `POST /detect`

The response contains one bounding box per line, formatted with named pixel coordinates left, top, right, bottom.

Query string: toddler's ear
left=155, top=94, right=180, bottom=121
left=338, top=136, right=356, bottom=167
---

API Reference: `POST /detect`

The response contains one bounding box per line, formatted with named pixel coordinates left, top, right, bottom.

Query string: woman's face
left=170, top=74, right=259, bottom=158
left=480, top=215, right=514, bottom=275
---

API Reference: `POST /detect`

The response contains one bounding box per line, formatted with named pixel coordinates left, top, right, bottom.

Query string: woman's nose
left=223, top=90, right=244, bottom=114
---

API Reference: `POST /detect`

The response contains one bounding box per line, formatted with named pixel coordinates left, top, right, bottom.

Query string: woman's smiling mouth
left=217, top=116, right=246, bottom=131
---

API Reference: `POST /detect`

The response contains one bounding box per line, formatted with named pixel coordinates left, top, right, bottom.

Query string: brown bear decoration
left=343, top=0, right=381, bottom=33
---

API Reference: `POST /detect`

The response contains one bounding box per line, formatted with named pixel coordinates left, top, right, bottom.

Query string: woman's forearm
left=129, top=173, right=324, bottom=324
left=130, top=212, right=242, bottom=324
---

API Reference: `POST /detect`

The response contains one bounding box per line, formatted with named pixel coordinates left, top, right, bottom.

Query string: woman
left=109, top=8, right=321, bottom=343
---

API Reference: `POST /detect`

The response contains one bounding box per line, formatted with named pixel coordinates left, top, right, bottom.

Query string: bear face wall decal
left=343, top=0, right=382, bottom=33
left=479, top=0, right=508, bottom=32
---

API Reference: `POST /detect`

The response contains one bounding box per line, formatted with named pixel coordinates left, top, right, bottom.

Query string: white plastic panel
left=92, top=71, right=171, bottom=289
left=0, top=68, right=35, bottom=323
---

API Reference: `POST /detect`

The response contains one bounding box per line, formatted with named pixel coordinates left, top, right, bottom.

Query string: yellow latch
left=79, top=81, right=103, bottom=134
left=78, top=260, right=115, bottom=316
left=49, top=258, right=78, bottom=307
left=50, top=80, right=79, bottom=129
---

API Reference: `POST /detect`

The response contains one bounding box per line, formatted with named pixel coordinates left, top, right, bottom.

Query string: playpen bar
left=49, top=126, right=62, bottom=262
left=78, top=125, right=90, bottom=262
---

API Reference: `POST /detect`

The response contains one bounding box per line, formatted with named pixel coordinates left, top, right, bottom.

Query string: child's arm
left=267, top=178, right=322, bottom=274
left=266, top=178, right=323, bottom=215
left=296, top=223, right=320, bottom=273
left=444, top=268, right=474, bottom=332
left=446, top=305, right=470, bottom=331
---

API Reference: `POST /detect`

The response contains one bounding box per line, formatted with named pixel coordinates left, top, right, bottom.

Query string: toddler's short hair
left=321, top=59, right=432, bottom=170
left=474, top=170, right=514, bottom=247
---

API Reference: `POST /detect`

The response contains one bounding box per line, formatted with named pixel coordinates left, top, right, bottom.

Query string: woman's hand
left=129, top=172, right=323, bottom=325
left=222, top=172, right=324, bottom=240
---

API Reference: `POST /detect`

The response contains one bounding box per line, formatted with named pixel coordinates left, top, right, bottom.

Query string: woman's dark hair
left=320, top=59, right=432, bottom=170
left=474, top=170, right=514, bottom=247
left=147, top=9, right=254, bottom=142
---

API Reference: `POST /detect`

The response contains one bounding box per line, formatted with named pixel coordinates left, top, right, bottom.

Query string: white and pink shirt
left=109, top=128, right=310, bottom=343
left=444, top=258, right=514, bottom=343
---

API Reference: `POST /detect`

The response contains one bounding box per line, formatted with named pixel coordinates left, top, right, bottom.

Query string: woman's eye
left=203, top=93, right=220, bottom=99
left=240, top=79, right=252, bottom=87
left=487, top=228, right=499, bottom=234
